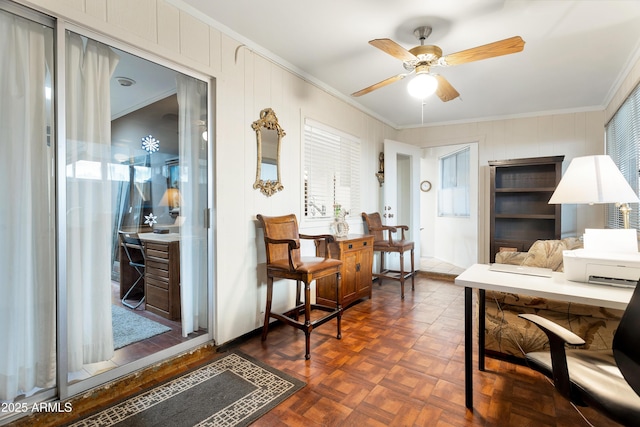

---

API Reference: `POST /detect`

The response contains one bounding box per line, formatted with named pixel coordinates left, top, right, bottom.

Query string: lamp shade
left=548, top=155, right=639, bottom=204
left=407, top=73, right=438, bottom=99
left=159, top=187, right=182, bottom=208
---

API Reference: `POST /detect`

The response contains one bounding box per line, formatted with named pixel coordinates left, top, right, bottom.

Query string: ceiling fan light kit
left=407, top=72, right=437, bottom=99
left=352, top=25, right=524, bottom=103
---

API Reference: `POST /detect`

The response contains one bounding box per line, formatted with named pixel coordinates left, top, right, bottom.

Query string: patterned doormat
left=70, top=351, right=305, bottom=427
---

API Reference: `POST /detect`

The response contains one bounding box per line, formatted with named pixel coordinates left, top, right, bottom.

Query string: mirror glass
left=252, top=108, right=285, bottom=196
left=260, top=128, right=278, bottom=182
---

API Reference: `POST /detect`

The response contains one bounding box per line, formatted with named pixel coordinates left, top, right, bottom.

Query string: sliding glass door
left=64, top=31, right=211, bottom=391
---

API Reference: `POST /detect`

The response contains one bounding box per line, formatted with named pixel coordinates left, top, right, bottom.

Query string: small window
left=303, top=119, right=360, bottom=219
left=438, top=147, right=470, bottom=217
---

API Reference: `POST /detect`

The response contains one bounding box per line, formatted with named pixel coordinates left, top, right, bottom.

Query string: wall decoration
left=141, top=134, right=160, bottom=153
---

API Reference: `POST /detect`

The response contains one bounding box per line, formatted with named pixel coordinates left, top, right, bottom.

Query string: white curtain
left=66, top=32, right=119, bottom=371
left=176, top=75, right=208, bottom=337
left=0, top=10, right=56, bottom=401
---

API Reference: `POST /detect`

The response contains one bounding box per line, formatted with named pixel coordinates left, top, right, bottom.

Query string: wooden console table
left=138, top=233, right=181, bottom=320
left=316, top=234, right=374, bottom=307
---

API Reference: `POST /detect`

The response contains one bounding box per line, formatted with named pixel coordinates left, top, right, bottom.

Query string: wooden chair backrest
left=362, top=212, right=385, bottom=243
left=257, top=214, right=301, bottom=267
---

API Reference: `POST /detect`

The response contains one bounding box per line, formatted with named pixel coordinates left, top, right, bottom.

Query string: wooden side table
left=316, top=234, right=374, bottom=308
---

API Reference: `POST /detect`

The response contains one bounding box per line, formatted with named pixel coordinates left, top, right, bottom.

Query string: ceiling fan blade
left=442, top=36, right=525, bottom=66
left=435, top=75, right=460, bottom=102
left=351, top=73, right=407, bottom=97
left=369, top=39, right=417, bottom=62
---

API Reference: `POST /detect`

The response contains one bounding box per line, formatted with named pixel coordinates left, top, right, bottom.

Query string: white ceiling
left=177, top=0, right=640, bottom=129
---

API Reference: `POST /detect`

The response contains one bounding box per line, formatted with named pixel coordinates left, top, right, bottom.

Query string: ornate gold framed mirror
left=252, top=108, right=285, bottom=196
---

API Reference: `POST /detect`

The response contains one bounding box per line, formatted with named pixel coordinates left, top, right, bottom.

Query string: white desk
left=137, top=232, right=181, bottom=243
left=454, top=263, right=633, bottom=410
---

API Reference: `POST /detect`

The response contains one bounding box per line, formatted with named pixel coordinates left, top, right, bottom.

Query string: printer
left=563, top=249, right=640, bottom=288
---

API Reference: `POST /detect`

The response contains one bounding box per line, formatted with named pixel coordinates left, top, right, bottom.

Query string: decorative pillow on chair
left=521, top=238, right=583, bottom=271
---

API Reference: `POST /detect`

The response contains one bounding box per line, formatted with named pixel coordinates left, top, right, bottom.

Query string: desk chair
left=361, top=212, right=415, bottom=299
left=519, top=281, right=640, bottom=426
left=119, top=231, right=146, bottom=309
left=257, top=214, right=343, bottom=360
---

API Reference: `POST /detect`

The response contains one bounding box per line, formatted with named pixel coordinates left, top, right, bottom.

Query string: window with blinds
left=605, top=82, right=640, bottom=230
left=304, top=119, right=360, bottom=219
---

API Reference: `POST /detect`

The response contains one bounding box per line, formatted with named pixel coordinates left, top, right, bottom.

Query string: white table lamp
left=548, top=155, right=640, bottom=229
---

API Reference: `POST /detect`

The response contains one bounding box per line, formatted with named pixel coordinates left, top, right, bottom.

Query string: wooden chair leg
left=262, top=277, right=273, bottom=341
left=399, top=251, right=405, bottom=299
left=294, top=280, right=302, bottom=321
left=410, top=248, right=415, bottom=290
left=295, top=280, right=301, bottom=306
left=379, top=251, right=385, bottom=286
left=336, top=272, right=342, bottom=340
left=304, top=280, right=312, bottom=360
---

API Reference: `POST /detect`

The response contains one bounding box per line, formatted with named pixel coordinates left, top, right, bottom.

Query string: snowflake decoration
left=144, top=212, right=158, bottom=226
left=141, top=134, right=160, bottom=153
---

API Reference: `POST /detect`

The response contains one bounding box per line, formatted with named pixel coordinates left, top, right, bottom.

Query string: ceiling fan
left=351, top=26, right=525, bottom=101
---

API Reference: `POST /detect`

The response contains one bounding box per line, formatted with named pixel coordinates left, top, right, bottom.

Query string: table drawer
left=146, top=274, right=169, bottom=290
left=146, top=262, right=169, bottom=279
left=342, top=238, right=371, bottom=252
left=147, top=285, right=169, bottom=312
left=146, top=242, right=169, bottom=259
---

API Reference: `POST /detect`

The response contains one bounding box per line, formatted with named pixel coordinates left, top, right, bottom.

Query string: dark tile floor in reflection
left=109, top=281, right=204, bottom=367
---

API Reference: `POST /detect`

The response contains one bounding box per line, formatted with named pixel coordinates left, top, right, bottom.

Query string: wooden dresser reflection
left=138, top=233, right=181, bottom=320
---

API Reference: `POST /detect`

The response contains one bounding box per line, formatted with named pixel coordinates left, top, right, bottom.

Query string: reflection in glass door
left=0, top=5, right=56, bottom=414
left=64, top=31, right=209, bottom=389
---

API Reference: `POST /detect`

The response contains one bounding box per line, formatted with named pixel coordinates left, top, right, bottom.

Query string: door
left=383, top=139, right=422, bottom=270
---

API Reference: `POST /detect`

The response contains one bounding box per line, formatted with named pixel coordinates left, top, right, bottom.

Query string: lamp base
left=617, top=202, right=632, bottom=229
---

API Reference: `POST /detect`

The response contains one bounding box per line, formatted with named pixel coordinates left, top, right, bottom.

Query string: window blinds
left=605, top=82, right=640, bottom=230
left=304, top=119, right=360, bottom=218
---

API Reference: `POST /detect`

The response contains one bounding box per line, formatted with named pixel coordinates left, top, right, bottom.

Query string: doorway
left=382, top=139, right=422, bottom=270
left=420, top=142, right=478, bottom=273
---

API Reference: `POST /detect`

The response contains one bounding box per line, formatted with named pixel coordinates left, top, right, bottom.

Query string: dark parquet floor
left=230, top=274, right=621, bottom=427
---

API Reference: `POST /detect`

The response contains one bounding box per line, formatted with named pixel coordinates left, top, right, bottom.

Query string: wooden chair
left=518, top=280, right=640, bottom=426
left=361, top=212, right=415, bottom=299
left=257, top=214, right=343, bottom=360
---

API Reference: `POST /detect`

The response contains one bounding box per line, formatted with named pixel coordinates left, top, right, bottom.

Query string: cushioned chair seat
left=269, top=257, right=343, bottom=274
